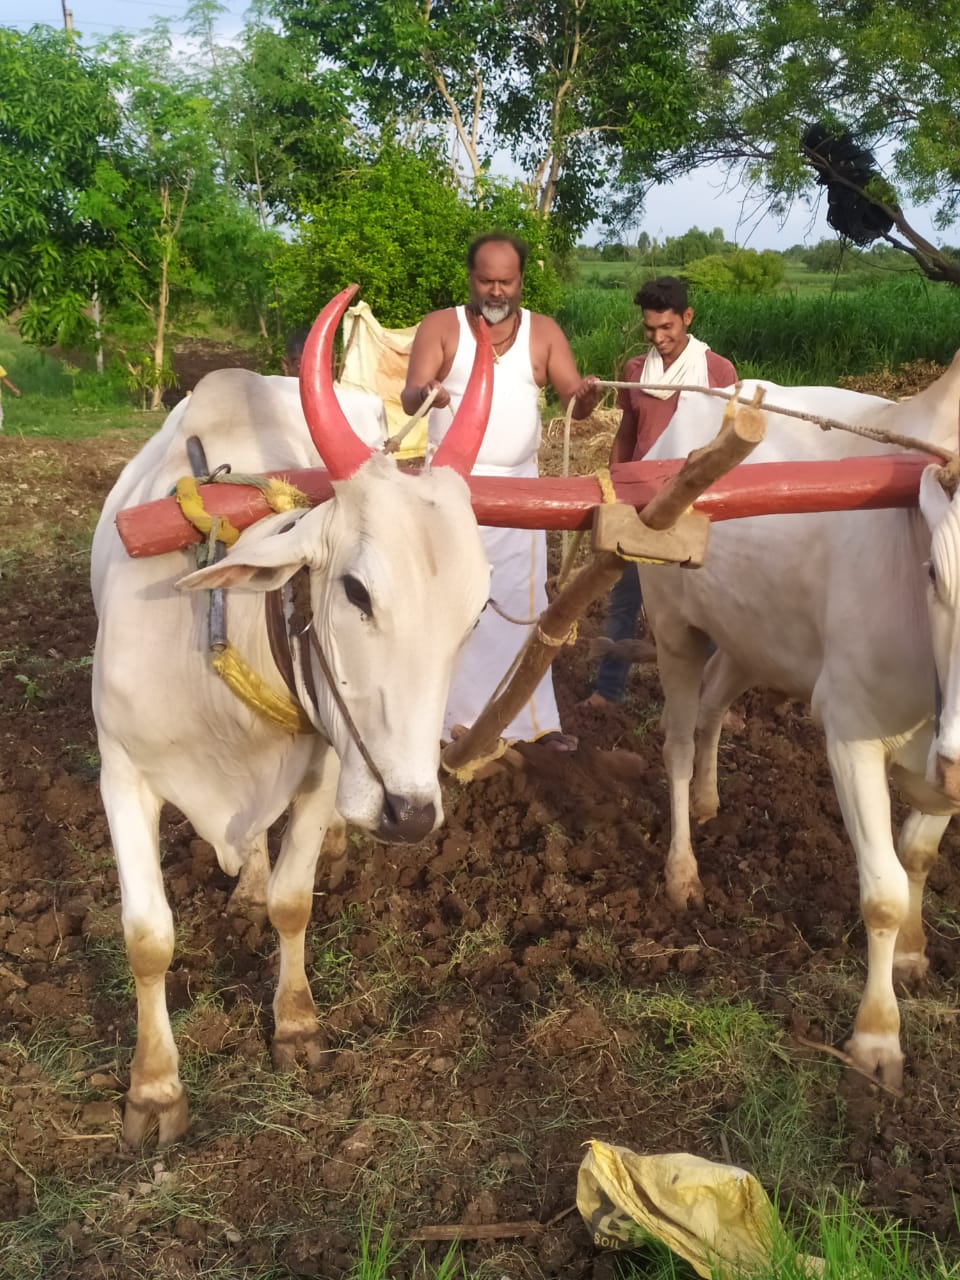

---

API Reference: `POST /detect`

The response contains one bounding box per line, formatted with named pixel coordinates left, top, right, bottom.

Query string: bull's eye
left=343, top=574, right=372, bottom=617
left=928, top=562, right=938, bottom=588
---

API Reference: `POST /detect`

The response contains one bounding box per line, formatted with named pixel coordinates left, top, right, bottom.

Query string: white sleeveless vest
left=427, top=307, right=542, bottom=475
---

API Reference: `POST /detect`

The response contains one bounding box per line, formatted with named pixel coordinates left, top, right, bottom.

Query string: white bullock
left=91, top=289, right=493, bottom=1144
left=639, top=354, right=960, bottom=1088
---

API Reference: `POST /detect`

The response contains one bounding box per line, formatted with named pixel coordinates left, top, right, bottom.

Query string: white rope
left=383, top=386, right=441, bottom=454
left=594, top=379, right=956, bottom=464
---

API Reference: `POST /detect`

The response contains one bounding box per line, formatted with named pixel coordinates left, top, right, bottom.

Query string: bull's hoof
left=892, top=950, right=929, bottom=987
left=123, top=1088, right=189, bottom=1148
left=272, top=1030, right=327, bottom=1071
left=843, top=1032, right=904, bottom=1092
left=226, top=886, right=269, bottom=925
left=692, top=797, right=719, bottom=825
left=665, top=875, right=705, bottom=911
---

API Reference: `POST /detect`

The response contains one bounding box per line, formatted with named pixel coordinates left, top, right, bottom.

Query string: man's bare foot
left=578, top=692, right=621, bottom=712
left=537, top=731, right=578, bottom=752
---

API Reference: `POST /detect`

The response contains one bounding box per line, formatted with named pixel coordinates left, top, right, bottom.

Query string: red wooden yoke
left=116, top=452, right=932, bottom=559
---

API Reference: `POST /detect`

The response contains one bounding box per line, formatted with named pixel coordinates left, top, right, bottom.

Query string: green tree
left=266, top=0, right=699, bottom=239
left=694, top=0, right=960, bottom=285
left=90, top=27, right=278, bottom=406
left=202, top=13, right=355, bottom=222
left=0, top=27, right=120, bottom=345
left=273, top=147, right=561, bottom=331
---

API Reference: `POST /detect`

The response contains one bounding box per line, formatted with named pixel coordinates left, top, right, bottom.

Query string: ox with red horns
left=90, top=286, right=494, bottom=1145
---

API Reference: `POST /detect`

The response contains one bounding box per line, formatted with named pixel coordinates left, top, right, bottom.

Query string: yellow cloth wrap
left=176, top=477, right=241, bottom=546
left=212, top=646, right=315, bottom=735
left=261, top=478, right=310, bottom=513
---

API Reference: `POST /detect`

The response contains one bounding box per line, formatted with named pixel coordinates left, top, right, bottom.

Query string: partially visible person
left=402, top=232, right=600, bottom=750
left=0, top=362, right=22, bottom=431
left=583, top=277, right=737, bottom=710
left=281, top=328, right=310, bottom=377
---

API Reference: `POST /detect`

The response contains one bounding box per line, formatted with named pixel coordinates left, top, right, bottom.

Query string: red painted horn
left=431, top=317, right=494, bottom=477
left=299, top=284, right=374, bottom=480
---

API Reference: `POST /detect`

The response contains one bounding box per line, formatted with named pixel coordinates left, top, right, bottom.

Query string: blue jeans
left=594, top=564, right=642, bottom=703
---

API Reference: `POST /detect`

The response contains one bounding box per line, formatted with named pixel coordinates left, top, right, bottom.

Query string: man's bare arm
left=541, top=317, right=600, bottom=420
left=401, top=311, right=453, bottom=414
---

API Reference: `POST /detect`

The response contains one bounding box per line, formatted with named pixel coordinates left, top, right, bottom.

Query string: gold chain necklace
left=478, top=312, right=519, bottom=364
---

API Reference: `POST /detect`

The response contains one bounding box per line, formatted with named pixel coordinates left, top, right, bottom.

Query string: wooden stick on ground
left=441, top=389, right=767, bottom=777
left=409, top=1204, right=577, bottom=1242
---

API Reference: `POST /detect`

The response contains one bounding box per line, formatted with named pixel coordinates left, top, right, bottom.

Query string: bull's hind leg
left=99, top=746, right=187, bottom=1146
left=657, top=625, right=713, bottom=909
left=268, top=748, right=340, bottom=1070
left=692, top=650, right=752, bottom=824
left=894, top=810, right=949, bottom=983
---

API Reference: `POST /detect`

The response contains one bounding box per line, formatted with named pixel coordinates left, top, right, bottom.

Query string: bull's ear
left=919, top=464, right=955, bottom=531
left=176, top=512, right=325, bottom=593
left=177, top=558, right=302, bottom=593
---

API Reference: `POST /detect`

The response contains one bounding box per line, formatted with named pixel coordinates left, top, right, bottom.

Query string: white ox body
left=91, top=368, right=490, bottom=1143
left=639, top=354, right=960, bottom=1088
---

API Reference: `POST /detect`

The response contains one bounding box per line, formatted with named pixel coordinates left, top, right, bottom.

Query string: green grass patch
left=0, top=326, right=152, bottom=438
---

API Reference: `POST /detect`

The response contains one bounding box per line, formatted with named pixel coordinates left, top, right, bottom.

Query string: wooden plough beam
left=115, top=451, right=930, bottom=559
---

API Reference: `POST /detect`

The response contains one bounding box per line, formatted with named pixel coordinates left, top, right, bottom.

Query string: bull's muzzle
left=378, top=793, right=437, bottom=844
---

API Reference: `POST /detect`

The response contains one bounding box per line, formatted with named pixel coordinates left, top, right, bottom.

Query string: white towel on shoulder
left=639, top=335, right=710, bottom=400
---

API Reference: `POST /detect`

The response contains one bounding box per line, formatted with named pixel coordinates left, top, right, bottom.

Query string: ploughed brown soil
left=3, top=382, right=960, bottom=1278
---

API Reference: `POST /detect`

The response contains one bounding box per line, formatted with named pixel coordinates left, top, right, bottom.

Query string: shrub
left=682, top=249, right=785, bottom=295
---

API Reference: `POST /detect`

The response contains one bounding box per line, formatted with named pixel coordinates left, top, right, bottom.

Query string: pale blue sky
left=2, top=0, right=946, bottom=252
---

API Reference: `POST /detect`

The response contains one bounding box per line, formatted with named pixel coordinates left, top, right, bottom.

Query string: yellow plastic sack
left=577, top=1141, right=823, bottom=1278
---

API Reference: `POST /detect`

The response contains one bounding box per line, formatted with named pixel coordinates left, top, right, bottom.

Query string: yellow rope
left=176, top=477, right=241, bottom=545
left=594, top=466, right=618, bottom=505
left=260, top=477, right=311, bottom=512
left=537, top=621, right=578, bottom=647
left=445, top=736, right=509, bottom=782
left=212, top=646, right=315, bottom=735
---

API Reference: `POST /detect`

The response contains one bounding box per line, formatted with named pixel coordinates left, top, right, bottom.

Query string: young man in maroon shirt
left=584, top=277, right=737, bottom=710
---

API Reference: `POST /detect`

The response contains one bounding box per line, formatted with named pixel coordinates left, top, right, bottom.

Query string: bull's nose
left=377, top=794, right=437, bottom=843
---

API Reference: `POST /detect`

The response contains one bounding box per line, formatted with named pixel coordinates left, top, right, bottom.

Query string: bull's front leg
left=99, top=746, right=187, bottom=1146
left=268, top=748, right=340, bottom=1069
left=826, top=736, right=909, bottom=1089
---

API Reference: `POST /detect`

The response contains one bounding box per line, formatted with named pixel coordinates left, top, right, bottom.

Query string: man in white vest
left=402, top=233, right=600, bottom=750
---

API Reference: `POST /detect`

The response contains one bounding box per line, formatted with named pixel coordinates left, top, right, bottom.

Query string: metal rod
left=185, top=436, right=228, bottom=651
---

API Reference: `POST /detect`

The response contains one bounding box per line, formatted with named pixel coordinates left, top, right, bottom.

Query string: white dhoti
left=443, top=475, right=561, bottom=743
left=429, top=307, right=564, bottom=744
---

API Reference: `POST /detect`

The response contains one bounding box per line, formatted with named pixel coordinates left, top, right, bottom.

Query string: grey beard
left=479, top=300, right=512, bottom=325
